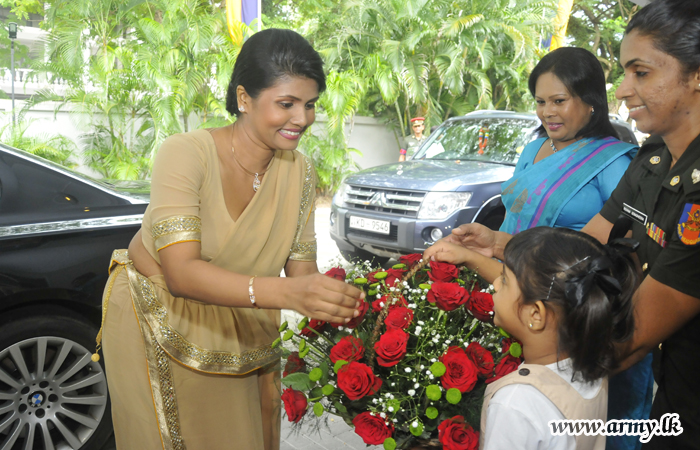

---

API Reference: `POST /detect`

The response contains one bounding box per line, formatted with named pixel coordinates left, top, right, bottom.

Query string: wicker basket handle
left=366, top=258, right=431, bottom=366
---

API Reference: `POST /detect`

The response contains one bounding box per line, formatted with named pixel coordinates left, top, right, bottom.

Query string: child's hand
left=423, top=240, right=476, bottom=265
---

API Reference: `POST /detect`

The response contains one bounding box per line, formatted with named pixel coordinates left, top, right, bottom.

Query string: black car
left=0, top=143, right=149, bottom=450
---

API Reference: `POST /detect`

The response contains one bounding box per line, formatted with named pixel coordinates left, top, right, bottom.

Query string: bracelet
left=248, top=276, right=260, bottom=309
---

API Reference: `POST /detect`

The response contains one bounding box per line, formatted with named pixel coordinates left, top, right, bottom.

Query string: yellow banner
left=226, top=0, right=243, bottom=45
left=550, top=0, right=574, bottom=51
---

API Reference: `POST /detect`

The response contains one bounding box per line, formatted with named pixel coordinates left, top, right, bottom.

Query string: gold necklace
left=231, top=149, right=269, bottom=192
left=230, top=128, right=272, bottom=192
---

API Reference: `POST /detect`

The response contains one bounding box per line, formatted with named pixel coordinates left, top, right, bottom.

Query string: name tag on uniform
left=622, top=203, right=648, bottom=226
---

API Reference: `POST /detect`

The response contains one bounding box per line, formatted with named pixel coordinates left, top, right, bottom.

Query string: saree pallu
left=101, top=135, right=317, bottom=450
left=500, top=136, right=637, bottom=234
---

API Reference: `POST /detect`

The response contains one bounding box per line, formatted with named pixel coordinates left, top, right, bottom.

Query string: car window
left=412, top=118, right=540, bottom=164
left=0, top=151, right=121, bottom=216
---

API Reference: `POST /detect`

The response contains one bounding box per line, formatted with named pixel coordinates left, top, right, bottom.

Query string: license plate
left=349, top=216, right=390, bottom=235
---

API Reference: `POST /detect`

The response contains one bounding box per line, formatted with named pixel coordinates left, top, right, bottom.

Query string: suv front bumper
left=329, top=205, right=480, bottom=259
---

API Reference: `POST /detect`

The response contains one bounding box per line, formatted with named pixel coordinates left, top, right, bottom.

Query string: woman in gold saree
left=98, top=29, right=364, bottom=450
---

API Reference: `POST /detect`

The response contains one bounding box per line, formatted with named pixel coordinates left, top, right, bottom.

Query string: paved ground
left=101, top=206, right=384, bottom=449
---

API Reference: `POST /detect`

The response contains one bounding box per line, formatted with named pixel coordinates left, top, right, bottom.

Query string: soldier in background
left=399, top=117, right=428, bottom=162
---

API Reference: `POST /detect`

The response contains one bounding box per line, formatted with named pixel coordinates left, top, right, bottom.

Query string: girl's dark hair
left=626, top=0, right=700, bottom=76
left=504, top=227, right=637, bottom=383
left=225, top=29, right=326, bottom=117
left=529, top=47, right=618, bottom=141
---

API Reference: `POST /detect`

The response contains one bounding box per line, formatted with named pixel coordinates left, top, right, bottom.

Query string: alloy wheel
left=0, top=336, right=108, bottom=450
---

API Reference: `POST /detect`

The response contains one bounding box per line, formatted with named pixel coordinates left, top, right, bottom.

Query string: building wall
left=0, top=99, right=402, bottom=177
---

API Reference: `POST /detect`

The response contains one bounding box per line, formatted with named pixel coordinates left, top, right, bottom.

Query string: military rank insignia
left=677, top=203, right=700, bottom=246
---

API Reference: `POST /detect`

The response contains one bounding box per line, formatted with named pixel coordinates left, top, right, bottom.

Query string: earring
left=239, top=106, right=245, bottom=112
left=591, top=107, right=595, bottom=115
left=528, top=323, right=533, bottom=328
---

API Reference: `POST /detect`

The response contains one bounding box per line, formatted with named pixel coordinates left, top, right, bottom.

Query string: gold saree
left=101, top=130, right=316, bottom=450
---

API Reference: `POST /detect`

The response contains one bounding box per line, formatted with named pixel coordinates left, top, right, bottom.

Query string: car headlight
left=418, top=192, right=472, bottom=220
left=333, top=183, right=349, bottom=207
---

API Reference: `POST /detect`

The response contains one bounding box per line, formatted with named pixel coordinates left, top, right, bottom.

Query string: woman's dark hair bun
left=626, top=0, right=700, bottom=75
left=504, top=227, right=638, bottom=383
left=225, top=29, right=326, bottom=117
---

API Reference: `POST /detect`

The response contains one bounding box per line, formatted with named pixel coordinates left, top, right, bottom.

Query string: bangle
left=248, top=276, right=260, bottom=309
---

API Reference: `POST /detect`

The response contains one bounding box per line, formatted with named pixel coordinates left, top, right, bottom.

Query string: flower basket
left=276, top=255, right=523, bottom=450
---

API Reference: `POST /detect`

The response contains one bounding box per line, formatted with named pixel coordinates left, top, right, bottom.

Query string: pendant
left=253, top=173, right=261, bottom=192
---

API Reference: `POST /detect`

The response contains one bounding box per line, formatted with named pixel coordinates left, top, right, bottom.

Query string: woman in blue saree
left=501, top=47, right=650, bottom=450
left=427, top=48, right=649, bottom=450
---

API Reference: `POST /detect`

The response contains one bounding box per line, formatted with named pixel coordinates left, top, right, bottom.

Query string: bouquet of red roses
left=275, top=255, right=523, bottom=450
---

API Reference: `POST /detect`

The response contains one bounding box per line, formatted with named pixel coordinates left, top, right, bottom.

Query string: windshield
left=412, top=117, right=540, bottom=164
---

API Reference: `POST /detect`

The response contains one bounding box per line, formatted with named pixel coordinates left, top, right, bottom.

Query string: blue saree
left=500, top=136, right=637, bottom=234
left=500, top=136, right=651, bottom=450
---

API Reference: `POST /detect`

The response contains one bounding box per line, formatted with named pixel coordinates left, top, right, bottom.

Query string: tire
left=0, top=313, right=113, bottom=450
left=340, top=248, right=390, bottom=266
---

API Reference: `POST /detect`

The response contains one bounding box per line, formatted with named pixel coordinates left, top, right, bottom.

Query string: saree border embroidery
left=290, top=241, right=317, bottom=261
left=289, top=156, right=317, bottom=261
left=153, top=216, right=202, bottom=251
left=125, top=264, right=281, bottom=375
left=116, top=253, right=185, bottom=450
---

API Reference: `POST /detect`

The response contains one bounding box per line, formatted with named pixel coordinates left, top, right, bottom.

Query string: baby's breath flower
left=380, top=413, right=386, bottom=418
left=408, top=389, right=416, bottom=396
left=418, top=321, right=425, bottom=326
left=414, top=383, right=420, bottom=389
left=405, top=368, right=412, bottom=373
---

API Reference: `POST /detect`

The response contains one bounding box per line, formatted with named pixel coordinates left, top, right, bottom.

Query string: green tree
left=290, top=0, right=553, bottom=142
left=26, top=0, right=242, bottom=179
left=567, top=0, right=640, bottom=111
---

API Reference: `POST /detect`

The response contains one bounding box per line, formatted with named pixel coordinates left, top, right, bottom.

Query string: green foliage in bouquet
left=278, top=254, right=524, bottom=450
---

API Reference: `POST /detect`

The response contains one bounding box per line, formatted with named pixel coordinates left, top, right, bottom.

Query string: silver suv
left=330, top=110, right=637, bottom=264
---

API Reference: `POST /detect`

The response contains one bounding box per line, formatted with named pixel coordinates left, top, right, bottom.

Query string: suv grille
left=345, top=185, right=425, bottom=218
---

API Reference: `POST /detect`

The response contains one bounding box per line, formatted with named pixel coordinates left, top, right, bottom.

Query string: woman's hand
left=285, top=273, right=365, bottom=324
left=444, top=223, right=510, bottom=260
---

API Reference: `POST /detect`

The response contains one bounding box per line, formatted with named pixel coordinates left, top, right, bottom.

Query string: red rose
left=353, top=411, right=395, bottom=445
left=440, top=346, right=479, bottom=393
left=399, top=253, right=422, bottom=267
left=468, top=290, right=494, bottom=322
left=332, top=299, right=368, bottom=328
left=384, top=306, right=413, bottom=330
left=300, top=319, right=326, bottom=337
left=325, top=267, right=346, bottom=281
left=330, top=336, right=365, bottom=363
left=374, top=329, right=409, bottom=367
left=281, top=388, right=307, bottom=423
left=283, top=351, right=306, bottom=377
left=368, top=268, right=407, bottom=286
left=501, top=338, right=515, bottom=354
left=428, top=260, right=459, bottom=282
left=372, top=295, right=407, bottom=312
left=438, top=416, right=479, bottom=450
left=486, top=355, right=522, bottom=384
left=345, top=299, right=368, bottom=329
left=464, top=342, right=494, bottom=378
left=427, top=282, right=468, bottom=312
left=337, top=361, right=382, bottom=400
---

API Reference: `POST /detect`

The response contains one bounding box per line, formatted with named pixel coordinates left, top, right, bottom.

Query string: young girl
left=433, top=227, right=637, bottom=449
